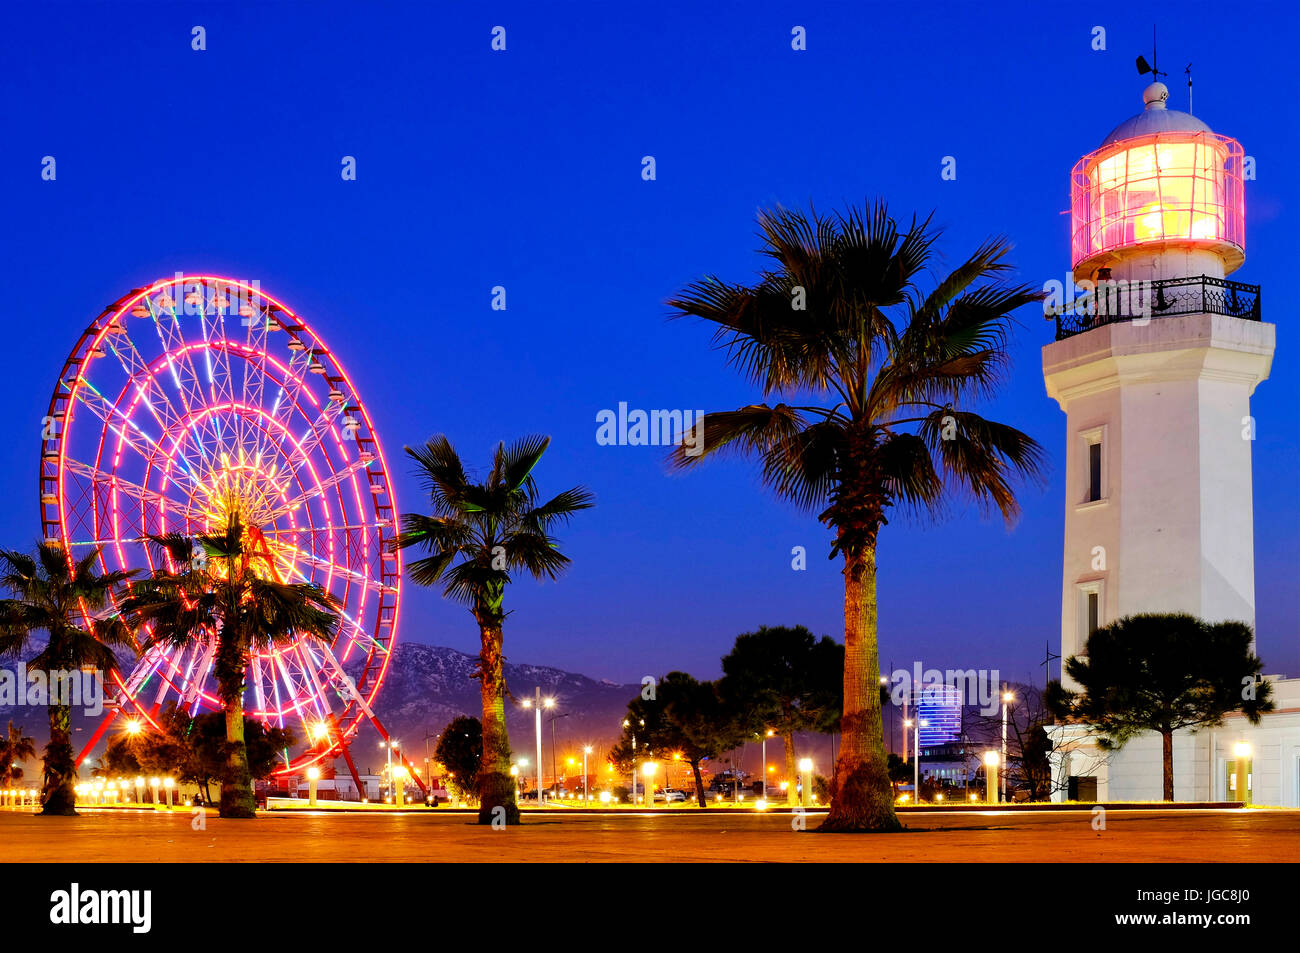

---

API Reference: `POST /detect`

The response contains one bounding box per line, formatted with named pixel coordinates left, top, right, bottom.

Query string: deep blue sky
left=3, top=1, right=1297, bottom=686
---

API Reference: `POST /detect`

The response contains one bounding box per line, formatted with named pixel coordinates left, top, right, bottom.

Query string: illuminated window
left=1071, top=132, right=1244, bottom=269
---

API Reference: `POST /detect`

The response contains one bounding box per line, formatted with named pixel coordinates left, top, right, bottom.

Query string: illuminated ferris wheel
left=40, top=275, right=416, bottom=786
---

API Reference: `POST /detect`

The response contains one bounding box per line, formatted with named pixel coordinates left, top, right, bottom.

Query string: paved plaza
left=3, top=807, right=1296, bottom=863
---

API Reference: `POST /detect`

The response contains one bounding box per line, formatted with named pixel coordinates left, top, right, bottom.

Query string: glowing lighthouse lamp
left=1070, top=78, right=1247, bottom=293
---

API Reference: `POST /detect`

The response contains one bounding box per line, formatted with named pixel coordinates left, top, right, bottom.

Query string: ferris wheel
left=41, top=275, right=417, bottom=788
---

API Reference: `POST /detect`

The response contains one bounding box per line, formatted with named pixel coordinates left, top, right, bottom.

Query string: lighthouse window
left=1087, top=591, right=1099, bottom=636
left=1088, top=442, right=1103, bottom=502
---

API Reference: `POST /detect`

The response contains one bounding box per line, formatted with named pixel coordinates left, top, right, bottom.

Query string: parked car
left=655, top=789, right=688, bottom=803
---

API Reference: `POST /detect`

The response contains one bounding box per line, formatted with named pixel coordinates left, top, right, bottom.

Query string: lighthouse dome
left=1099, top=82, right=1213, bottom=146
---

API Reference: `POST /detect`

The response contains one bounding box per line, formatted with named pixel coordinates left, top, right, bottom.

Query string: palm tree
left=0, top=720, right=38, bottom=788
left=119, top=516, right=339, bottom=818
left=396, top=435, right=593, bottom=825
left=0, top=545, right=136, bottom=815
left=667, top=201, right=1046, bottom=832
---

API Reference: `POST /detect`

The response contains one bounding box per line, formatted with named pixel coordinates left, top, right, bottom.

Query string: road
left=3, top=807, right=1297, bottom=862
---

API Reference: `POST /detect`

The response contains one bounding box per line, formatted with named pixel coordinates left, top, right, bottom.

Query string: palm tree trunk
left=214, top=633, right=256, bottom=818
left=783, top=731, right=798, bottom=806
left=220, top=689, right=256, bottom=818
left=819, top=542, right=901, bottom=832
left=476, top=621, right=519, bottom=825
left=40, top=702, right=78, bottom=816
left=1162, top=729, right=1174, bottom=802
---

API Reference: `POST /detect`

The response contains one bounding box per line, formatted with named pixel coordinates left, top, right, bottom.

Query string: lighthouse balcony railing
left=1052, top=275, right=1261, bottom=341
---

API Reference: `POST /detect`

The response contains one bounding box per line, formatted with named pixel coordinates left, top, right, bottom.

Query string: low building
left=1046, top=676, right=1300, bottom=805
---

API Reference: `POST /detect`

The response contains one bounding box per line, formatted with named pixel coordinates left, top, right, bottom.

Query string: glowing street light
left=149, top=777, right=160, bottom=807
left=307, top=766, right=321, bottom=806
left=523, top=689, right=555, bottom=803
left=760, top=728, right=774, bottom=800
left=1232, top=741, right=1252, bottom=804
left=982, top=751, right=1000, bottom=805
left=163, top=777, right=175, bottom=809
left=1000, top=689, right=1014, bottom=803
left=583, top=746, right=592, bottom=803
left=392, top=764, right=408, bottom=807
left=798, top=757, right=814, bottom=809
left=642, top=761, right=658, bottom=808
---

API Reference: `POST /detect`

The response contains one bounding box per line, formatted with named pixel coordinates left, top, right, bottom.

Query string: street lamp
left=380, top=739, right=399, bottom=799
left=798, top=757, right=813, bottom=808
left=392, top=764, right=408, bottom=807
left=906, top=719, right=925, bottom=801
left=982, top=751, right=999, bottom=805
left=307, top=766, right=321, bottom=806
left=642, top=761, right=657, bottom=808
left=1000, top=689, right=1014, bottom=803
left=583, top=746, right=592, bottom=803
left=623, top=717, right=644, bottom=806
left=1232, top=741, right=1252, bottom=804
left=163, top=777, right=174, bottom=808
left=522, top=690, right=555, bottom=803
left=760, top=729, right=774, bottom=799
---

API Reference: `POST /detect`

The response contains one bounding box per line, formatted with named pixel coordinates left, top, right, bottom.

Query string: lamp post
left=510, top=764, right=520, bottom=800
left=760, top=729, right=774, bottom=799
left=983, top=751, right=999, bottom=805
left=549, top=711, right=570, bottom=798
left=642, top=761, right=657, bottom=808
left=583, top=746, right=592, bottom=803
left=163, top=777, right=174, bottom=808
left=1232, top=741, right=1252, bottom=804
left=623, top=718, right=644, bottom=806
left=798, top=758, right=813, bottom=808
left=393, top=764, right=408, bottom=807
left=307, top=766, right=320, bottom=806
left=522, top=689, right=555, bottom=804
left=902, top=691, right=909, bottom=763
left=907, top=719, right=926, bottom=802
left=149, top=777, right=159, bottom=807
left=1000, top=690, right=1014, bottom=803
left=134, top=776, right=144, bottom=805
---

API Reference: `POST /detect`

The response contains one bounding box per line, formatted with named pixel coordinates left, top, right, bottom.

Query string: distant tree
left=95, top=733, right=144, bottom=778
left=1048, top=613, right=1273, bottom=801
left=435, top=716, right=483, bottom=802
left=719, top=625, right=843, bottom=806
left=612, top=672, right=746, bottom=807
left=0, top=544, right=136, bottom=815
left=395, top=435, right=593, bottom=825
left=1019, top=723, right=1053, bottom=801
left=965, top=685, right=1059, bottom=802
left=885, top=752, right=910, bottom=795
left=0, top=721, right=37, bottom=787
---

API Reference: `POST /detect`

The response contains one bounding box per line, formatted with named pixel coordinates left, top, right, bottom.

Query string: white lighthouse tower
left=1043, top=80, right=1274, bottom=684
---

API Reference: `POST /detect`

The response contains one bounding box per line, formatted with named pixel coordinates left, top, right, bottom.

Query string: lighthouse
left=1043, top=80, right=1274, bottom=685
